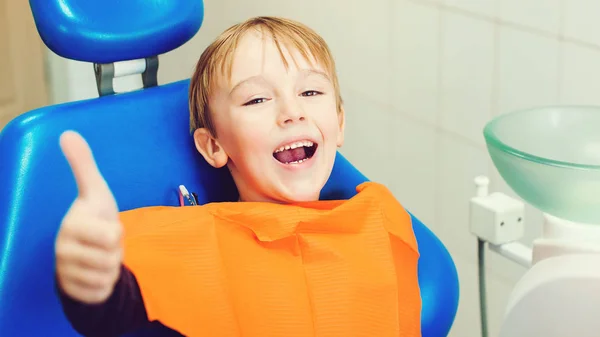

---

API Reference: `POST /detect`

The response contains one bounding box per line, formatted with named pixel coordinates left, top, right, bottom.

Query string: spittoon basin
left=484, top=106, right=600, bottom=225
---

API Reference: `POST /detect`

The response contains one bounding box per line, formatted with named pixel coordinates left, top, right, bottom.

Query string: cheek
left=218, top=117, right=270, bottom=159
left=311, top=101, right=341, bottom=140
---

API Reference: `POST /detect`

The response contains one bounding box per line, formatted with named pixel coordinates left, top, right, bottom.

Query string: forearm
left=57, top=264, right=150, bottom=337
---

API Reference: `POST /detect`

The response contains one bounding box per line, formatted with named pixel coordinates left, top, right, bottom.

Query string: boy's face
left=195, top=30, right=344, bottom=203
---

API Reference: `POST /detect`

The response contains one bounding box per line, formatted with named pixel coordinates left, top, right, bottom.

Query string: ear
left=193, top=128, right=228, bottom=168
left=336, top=106, right=345, bottom=147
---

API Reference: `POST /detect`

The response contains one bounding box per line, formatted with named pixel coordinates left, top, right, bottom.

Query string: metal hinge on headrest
left=94, top=56, right=159, bottom=96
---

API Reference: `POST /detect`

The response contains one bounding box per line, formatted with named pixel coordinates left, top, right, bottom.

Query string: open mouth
left=273, top=140, right=318, bottom=164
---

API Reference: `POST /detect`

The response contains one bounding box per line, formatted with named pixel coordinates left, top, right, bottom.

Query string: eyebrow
left=228, top=69, right=331, bottom=96
left=229, top=75, right=265, bottom=96
left=301, top=69, right=331, bottom=82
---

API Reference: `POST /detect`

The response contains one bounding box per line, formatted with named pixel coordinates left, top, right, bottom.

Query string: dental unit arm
left=0, top=1, right=459, bottom=336
left=470, top=106, right=600, bottom=337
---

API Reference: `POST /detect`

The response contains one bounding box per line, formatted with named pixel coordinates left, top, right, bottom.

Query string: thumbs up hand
left=55, top=131, right=123, bottom=304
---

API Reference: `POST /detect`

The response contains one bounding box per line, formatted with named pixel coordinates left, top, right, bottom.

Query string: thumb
left=60, top=131, right=117, bottom=213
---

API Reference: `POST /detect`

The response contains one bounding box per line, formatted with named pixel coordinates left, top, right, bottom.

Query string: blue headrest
left=29, top=0, right=204, bottom=63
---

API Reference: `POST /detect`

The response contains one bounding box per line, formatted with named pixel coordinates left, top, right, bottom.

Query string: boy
left=55, top=17, right=421, bottom=337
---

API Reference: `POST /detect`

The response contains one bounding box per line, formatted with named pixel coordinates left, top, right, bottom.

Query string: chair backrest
left=0, top=1, right=459, bottom=336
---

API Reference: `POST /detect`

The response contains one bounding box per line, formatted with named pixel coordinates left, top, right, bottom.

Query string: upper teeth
left=274, top=140, right=314, bottom=153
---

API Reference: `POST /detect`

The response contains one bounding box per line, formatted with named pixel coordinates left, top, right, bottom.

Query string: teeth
left=274, top=140, right=314, bottom=153
left=286, top=158, right=308, bottom=164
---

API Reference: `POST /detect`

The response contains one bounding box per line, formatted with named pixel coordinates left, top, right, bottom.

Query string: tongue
left=274, top=147, right=307, bottom=163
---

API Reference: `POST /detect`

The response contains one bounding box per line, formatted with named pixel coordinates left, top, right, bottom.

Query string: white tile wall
left=484, top=267, right=515, bottom=336
left=560, top=42, right=600, bottom=105
left=444, top=0, right=496, bottom=18
left=496, top=26, right=560, bottom=115
left=439, top=12, right=495, bottom=147
left=340, top=91, right=395, bottom=188
left=450, top=258, right=514, bottom=337
left=435, top=131, right=489, bottom=263
left=391, top=0, right=440, bottom=125
left=563, top=0, right=600, bottom=46
left=45, top=0, right=600, bottom=336
left=318, top=0, right=394, bottom=106
left=449, top=260, right=483, bottom=336
left=498, top=0, right=561, bottom=34
left=389, top=113, right=438, bottom=228
left=45, top=52, right=97, bottom=102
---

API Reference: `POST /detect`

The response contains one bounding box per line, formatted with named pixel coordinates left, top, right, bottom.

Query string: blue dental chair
left=0, top=1, right=459, bottom=336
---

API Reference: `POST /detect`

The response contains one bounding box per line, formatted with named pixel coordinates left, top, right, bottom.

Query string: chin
left=275, top=187, right=319, bottom=203
left=275, top=176, right=328, bottom=203
left=288, top=192, right=321, bottom=203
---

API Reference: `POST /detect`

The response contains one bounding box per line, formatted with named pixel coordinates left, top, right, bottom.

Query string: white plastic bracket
left=489, top=242, right=533, bottom=268
left=470, top=175, right=533, bottom=267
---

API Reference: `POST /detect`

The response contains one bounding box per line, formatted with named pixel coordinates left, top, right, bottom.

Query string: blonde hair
left=188, top=16, right=343, bottom=136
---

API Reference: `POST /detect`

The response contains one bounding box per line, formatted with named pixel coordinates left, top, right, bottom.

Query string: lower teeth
left=287, top=158, right=307, bottom=164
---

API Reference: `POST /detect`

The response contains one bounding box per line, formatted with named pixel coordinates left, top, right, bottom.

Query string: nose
left=277, top=98, right=306, bottom=126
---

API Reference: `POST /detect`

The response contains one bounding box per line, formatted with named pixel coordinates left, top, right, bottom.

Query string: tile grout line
left=432, top=1, right=444, bottom=231
left=407, top=0, right=600, bottom=53
left=346, top=84, right=488, bottom=154
left=491, top=19, right=500, bottom=118
left=556, top=0, right=566, bottom=105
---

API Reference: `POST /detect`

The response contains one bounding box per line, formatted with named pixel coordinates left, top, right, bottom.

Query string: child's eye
left=243, top=98, right=268, bottom=106
left=301, top=90, right=322, bottom=97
